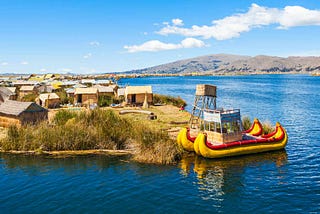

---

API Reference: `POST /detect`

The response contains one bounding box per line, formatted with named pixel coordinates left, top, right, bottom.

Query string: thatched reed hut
left=19, top=85, right=36, bottom=98
left=74, top=87, right=98, bottom=106
left=125, top=86, right=153, bottom=105
left=0, top=87, right=17, bottom=103
left=93, top=85, right=116, bottom=97
left=37, top=93, right=60, bottom=108
left=0, top=100, right=48, bottom=127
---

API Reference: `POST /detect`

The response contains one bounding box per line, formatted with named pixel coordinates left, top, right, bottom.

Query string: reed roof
left=20, top=85, right=35, bottom=91
left=0, top=87, right=15, bottom=98
left=74, top=87, right=98, bottom=95
left=125, top=86, right=152, bottom=95
left=93, top=85, right=114, bottom=93
left=6, top=87, right=17, bottom=94
left=0, top=100, right=47, bottom=116
left=39, top=93, right=60, bottom=102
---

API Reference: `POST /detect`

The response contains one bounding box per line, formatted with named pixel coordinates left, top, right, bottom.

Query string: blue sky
left=0, top=0, right=320, bottom=74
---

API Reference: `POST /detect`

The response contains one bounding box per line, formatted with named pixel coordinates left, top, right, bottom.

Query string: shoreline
left=115, top=71, right=312, bottom=79
left=0, top=71, right=315, bottom=80
left=0, top=149, right=133, bottom=157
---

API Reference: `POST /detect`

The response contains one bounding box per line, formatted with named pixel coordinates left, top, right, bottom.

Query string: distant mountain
left=125, top=54, right=320, bottom=74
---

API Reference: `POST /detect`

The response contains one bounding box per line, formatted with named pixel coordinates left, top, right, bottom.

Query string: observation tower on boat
left=189, top=84, right=217, bottom=129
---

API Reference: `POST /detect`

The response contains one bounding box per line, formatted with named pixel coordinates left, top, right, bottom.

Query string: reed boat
left=193, top=122, right=288, bottom=158
left=177, top=84, right=288, bottom=158
left=178, top=117, right=264, bottom=152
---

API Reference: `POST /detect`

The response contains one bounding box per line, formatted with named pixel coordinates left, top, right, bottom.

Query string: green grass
left=56, top=90, right=73, bottom=104
left=242, top=116, right=252, bottom=131
left=20, top=93, right=38, bottom=102
left=153, top=94, right=187, bottom=107
left=261, top=120, right=275, bottom=135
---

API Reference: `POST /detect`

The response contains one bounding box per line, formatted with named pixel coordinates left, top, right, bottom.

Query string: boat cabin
left=202, top=108, right=243, bottom=144
left=189, top=84, right=243, bottom=144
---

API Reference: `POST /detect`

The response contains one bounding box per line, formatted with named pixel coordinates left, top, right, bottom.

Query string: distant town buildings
left=0, top=73, right=154, bottom=127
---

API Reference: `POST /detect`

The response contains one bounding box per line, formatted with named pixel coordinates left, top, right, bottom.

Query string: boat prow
left=177, top=128, right=196, bottom=152
left=244, top=118, right=263, bottom=136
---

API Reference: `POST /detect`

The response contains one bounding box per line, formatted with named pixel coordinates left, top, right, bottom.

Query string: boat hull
left=197, top=123, right=288, bottom=158
left=178, top=128, right=195, bottom=152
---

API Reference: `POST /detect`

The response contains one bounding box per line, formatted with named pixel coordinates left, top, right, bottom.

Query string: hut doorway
left=132, top=94, right=136, bottom=103
left=77, top=94, right=82, bottom=103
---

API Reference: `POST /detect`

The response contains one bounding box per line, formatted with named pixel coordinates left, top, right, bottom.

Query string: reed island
left=0, top=90, right=190, bottom=164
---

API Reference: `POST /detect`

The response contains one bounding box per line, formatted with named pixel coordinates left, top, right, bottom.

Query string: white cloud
left=89, top=41, right=101, bottom=46
left=180, top=38, right=206, bottom=48
left=1, top=62, right=8, bottom=66
left=40, top=68, right=47, bottom=72
left=60, top=68, right=72, bottom=72
left=172, top=18, right=184, bottom=26
left=278, top=6, right=320, bottom=29
left=83, top=53, right=92, bottom=59
left=157, top=4, right=320, bottom=40
left=21, top=61, right=29, bottom=65
left=124, top=38, right=205, bottom=53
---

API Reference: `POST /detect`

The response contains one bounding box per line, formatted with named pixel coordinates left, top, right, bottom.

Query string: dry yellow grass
left=0, top=127, right=7, bottom=140
left=114, top=104, right=190, bottom=131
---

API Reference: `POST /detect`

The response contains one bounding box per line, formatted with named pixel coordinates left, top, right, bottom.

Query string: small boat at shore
left=193, top=121, right=287, bottom=158
left=177, top=117, right=265, bottom=152
left=177, top=84, right=288, bottom=158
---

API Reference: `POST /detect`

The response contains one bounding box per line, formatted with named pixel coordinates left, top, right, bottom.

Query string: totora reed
left=0, top=109, right=182, bottom=164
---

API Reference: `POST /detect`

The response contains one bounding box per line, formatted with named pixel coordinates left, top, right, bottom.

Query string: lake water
left=1, top=75, right=320, bottom=213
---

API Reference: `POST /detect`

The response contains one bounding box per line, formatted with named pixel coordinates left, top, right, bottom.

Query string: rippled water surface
left=1, top=75, right=320, bottom=213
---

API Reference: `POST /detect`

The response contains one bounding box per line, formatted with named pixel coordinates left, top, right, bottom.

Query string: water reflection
left=180, top=151, right=288, bottom=201
left=0, top=154, right=131, bottom=175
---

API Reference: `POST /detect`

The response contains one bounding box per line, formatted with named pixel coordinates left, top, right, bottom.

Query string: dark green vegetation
left=20, top=93, right=37, bottom=102
left=56, top=90, right=73, bottom=104
left=0, top=109, right=181, bottom=164
left=242, top=116, right=275, bottom=134
left=153, top=94, right=186, bottom=107
left=242, top=116, right=252, bottom=131
left=98, top=96, right=123, bottom=107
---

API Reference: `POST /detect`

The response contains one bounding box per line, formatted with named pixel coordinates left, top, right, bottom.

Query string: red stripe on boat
left=205, top=126, right=285, bottom=150
left=261, top=126, right=278, bottom=138
left=186, top=128, right=196, bottom=142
